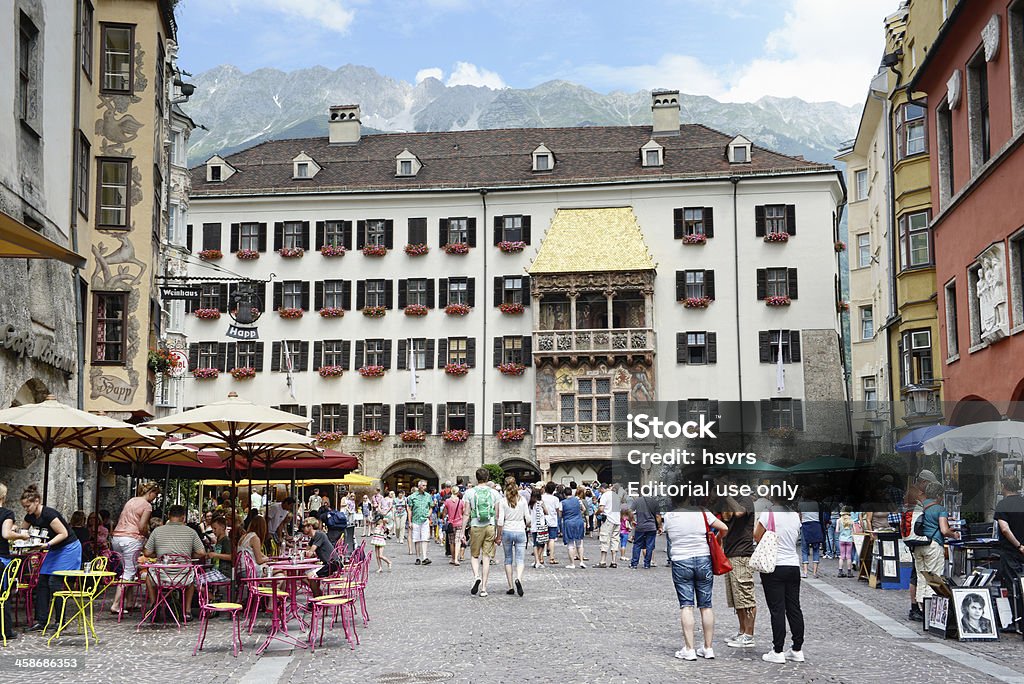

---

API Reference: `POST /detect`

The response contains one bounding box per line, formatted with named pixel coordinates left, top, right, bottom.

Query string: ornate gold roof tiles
left=529, top=207, right=655, bottom=274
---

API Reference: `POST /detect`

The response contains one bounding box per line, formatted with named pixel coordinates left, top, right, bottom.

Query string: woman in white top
left=664, top=495, right=727, bottom=661
left=497, top=477, right=530, bottom=596
left=529, top=489, right=549, bottom=569
left=754, top=501, right=805, bottom=664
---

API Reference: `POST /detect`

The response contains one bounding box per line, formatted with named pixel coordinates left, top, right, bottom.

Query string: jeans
left=502, top=529, right=527, bottom=566
left=670, top=555, right=713, bottom=608
left=825, top=520, right=838, bottom=556
left=761, top=565, right=804, bottom=653
left=800, top=536, right=821, bottom=564
left=344, top=525, right=355, bottom=551
left=631, top=529, right=656, bottom=568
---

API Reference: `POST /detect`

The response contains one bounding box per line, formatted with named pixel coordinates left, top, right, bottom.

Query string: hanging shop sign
left=160, top=286, right=201, bottom=301
left=226, top=282, right=263, bottom=340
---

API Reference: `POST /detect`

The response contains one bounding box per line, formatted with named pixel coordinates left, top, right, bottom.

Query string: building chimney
left=329, top=104, right=361, bottom=144
left=651, top=90, right=680, bottom=137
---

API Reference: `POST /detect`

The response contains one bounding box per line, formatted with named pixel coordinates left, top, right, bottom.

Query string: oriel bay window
left=899, top=211, right=931, bottom=269
left=100, top=23, right=133, bottom=93
left=896, top=103, right=927, bottom=159
left=92, top=292, right=127, bottom=363
left=97, top=158, right=130, bottom=228
left=900, top=329, right=933, bottom=387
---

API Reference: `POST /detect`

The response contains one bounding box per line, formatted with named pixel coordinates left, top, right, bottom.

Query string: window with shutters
left=448, top=278, right=469, bottom=305
left=199, top=284, right=221, bottom=310
left=404, top=403, right=426, bottom=431
left=324, top=221, right=346, bottom=247
left=503, top=277, right=523, bottom=305
left=97, top=159, right=131, bottom=228
left=406, top=279, right=428, bottom=306
left=684, top=208, right=706, bottom=236
left=76, top=134, right=90, bottom=217
left=502, top=336, right=523, bottom=364
left=362, top=404, right=384, bottom=432
left=279, top=341, right=303, bottom=371
left=321, top=404, right=345, bottom=432
left=282, top=221, right=303, bottom=250
left=683, top=270, right=705, bottom=299
left=446, top=403, right=467, bottom=430
left=407, top=217, right=427, bottom=244
left=447, top=338, right=468, bottom=365
left=277, top=404, right=305, bottom=419
left=239, top=223, right=260, bottom=251
left=236, top=341, right=259, bottom=368
left=686, top=332, right=709, bottom=364
left=366, top=280, right=387, bottom=307
left=365, top=339, right=387, bottom=367
left=409, top=339, right=428, bottom=369
left=82, top=1, right=94, bottom=77
left=765, top=398, right=800, bottom=429
left=766, top=268, right=789, bottom=297
left=92, top=292, right=127, bottom=363
left=100, top=23, right=133, bottom=93
left=900, top=329, right=933, bottom=387
left=898, top=211, right=931, bottom=269
left=198, top=342, right=219, bottom=370
left=365, top=219, right=387, bottom=247
left=763, top=330, right=799, bottom=363
left=323, top=281, right=345, bottom=309
left=323, top=340, right=347, bottom=367
left=502, top=402, right=524, bottom=429
left=501, top=216, right=523, bottom=242
left=282, top=282, right=303, bottom=309
left=446, top=218, right=468, bottom=245
left=765, top=205, right=787, bottom=233
left=683, top=399, right=714, bottom=424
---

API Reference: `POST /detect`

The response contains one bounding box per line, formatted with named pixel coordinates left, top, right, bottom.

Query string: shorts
left=724, top=556, right=756, bottom=609
left=111, top=536, right=144, bottom=581
left=306, top=564, right=332, bottom=579
left=469, top=525, right=496, bottom=559
left=599, top=520, right=619, bottom=552
left=671, top=555, right=713, bottom=609
left=620, top=532, right=629, bottom=549
left=411, top=521, right=431, bottom=543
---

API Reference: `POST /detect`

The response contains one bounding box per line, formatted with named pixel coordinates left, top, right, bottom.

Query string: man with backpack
left=910, top=481, right=960, bottom=614
left=462, top=468, right=502, bottom=597
left=321, top=498, right=348, bottom=547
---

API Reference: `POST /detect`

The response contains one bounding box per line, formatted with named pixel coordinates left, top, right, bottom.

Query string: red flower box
left=199, top=249, right=223, bottom=260
left=443, top=242, right=470, bottom=255
left=499, top=302, right=524, bottom=315
left=498, top=362, right=526, bottom=376
left=445, top=303, right=471, bottom=316
left=316, top=430, right=345, bottom=445
left=400, top=429, right=426, bottom=443
left=445, top=363, right=469, bottom=376
left=362, top=244, right=388, bottom=256
left=320, top=245, right=346, bottom=257
left=319, top=307, right=345, bottom=318
left=358, top=430, right=385, bottom=443
left=497, top=427, right=526, bottom=442
left=763, top=232, right=789, bottom=243
left=229, top=366, right=256, bottom=379
left=682, top=297, right=711, bottom=309
left=235, top=249, right=260, bottom=260
left=498, top=241, right=526, bottom=253
left=279, top=247, right=304, bottom=258
left=278, top=307, right=304, bottom=319
left=442, top=429, right=470, bottom=443
left=318, top=365, right=344, bottom=378
left=194, top=308, right=221, bottom=320
left=192, top=367, right=219, bottom=379
left=404, top=304, right=429, bottom=317
left=682, top=234, right=707, bottom=245
left=362, top=305, right=387, bottom=318
left=765, top=295, right=791, bottom=307
left=358, top=365, right=385, bottom=378
left=404, top=243, right=429, bottom=256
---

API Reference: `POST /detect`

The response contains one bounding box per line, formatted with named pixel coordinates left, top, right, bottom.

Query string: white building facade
left=181, top=93, right=847, bottom=489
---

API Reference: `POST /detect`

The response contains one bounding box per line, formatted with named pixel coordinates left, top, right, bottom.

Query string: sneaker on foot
left=567, top=564, right=576, bottom=569
left=674, top=648, right=697, bottom=661
left=725, top=632, right=742, bottom=643
left=784, top=649, right=805, bottom=662
left=422, top=558, right=432, bottom=565
left=415, top=558, right=421, bottom=565
left=727, top=634, right=755, bottom=648
left=579, top=562, right=587, bottom=569
left=506, top=588, right=515, bottom=595
left=696, top=646, right=715, bottom=659
left=515, top=579, right=523, bottom=596
left=479, top=590, right=488, bottom=597
left=762, top=651, right=786, bottom=664
left=471, top=578, right=481, bottom=595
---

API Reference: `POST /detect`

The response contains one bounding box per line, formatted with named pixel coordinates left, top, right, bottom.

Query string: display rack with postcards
left=920, top=571, right=1000, bottom=642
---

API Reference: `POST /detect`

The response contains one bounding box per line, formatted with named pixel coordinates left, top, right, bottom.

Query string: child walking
left=371, top=515, right=392, bottom=573
left=835, top=508, right=855, bottom=577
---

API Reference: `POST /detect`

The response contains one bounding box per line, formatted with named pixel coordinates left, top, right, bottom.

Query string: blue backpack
left=327, top=509, right=348, bottom=529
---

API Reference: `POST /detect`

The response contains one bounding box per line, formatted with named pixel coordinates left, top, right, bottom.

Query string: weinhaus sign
left=0, top=323, right=75, bottom=374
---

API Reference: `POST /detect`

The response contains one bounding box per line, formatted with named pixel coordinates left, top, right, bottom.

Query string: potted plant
left=316, top=430, right=345, bottom=445
left=442, top=429, right=470, bottom=443
left=358, top=365, right=385, bottom=378
left=404, top=243, right=429, bottom=256
left=279, top=247, right=304, bottom=258
left=198, top=249, right=223, bottom=260
left=834, top=240, right=846, bottom=252
left=230, top=366, right=256, bottom=380
left=147, top=348, right=178, bottom=375
left=194, top=308, right=221, bottom=320
left=319, top=307, right=345, bottom=319
left=318, top=365, right=344, bottom=378
left=362, top=244, right=388, bottom=257
left=320, top=244, right=346, bottom=257
left=765, top=295, right=791, bottom=307
left=443, top=242, right=470, bottom=255
left=497, top=427, right=526, bottom=443
left=497, top=240, right=526, bottom=253
left=400, top=429, right=427, bottom=443
left=682, top=297, right=711, bottom=309
left=404, top=304, right=428, bottom=317
left=278, top=307, right=304, bottom=319
left=192, top=367, right=219, bottom=380
left=445, top=303, right=471, bottom=316
left=358, top=429, right=385, bottom=444
left=235, top=249, right=260, bottom=260
left=682, top=233, right=707, bottom=245
left=763, top=232, right=789, bottom=243
left=499, top=302, right=524, bottom=315
left=497, top=362, right=526, bottom=376
left=445, top=362, right=469, bottom=376
left=836, top=300, right=850, bottom=312
left=362, top=305, right=387, bottom=318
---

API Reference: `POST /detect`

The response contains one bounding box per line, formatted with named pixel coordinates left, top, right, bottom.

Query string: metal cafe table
left=242, top=561, right=322, bottom=656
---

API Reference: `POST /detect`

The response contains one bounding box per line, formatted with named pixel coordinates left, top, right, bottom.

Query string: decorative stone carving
left=982, top=14, right=1001, bottom=62
left=977, top=243, right=1008, bottom=343
left=531, top=270, right=655, bottom=296
left=91, top=235, right=147, bottom=287
left=947, top=69, right=962, bottom=110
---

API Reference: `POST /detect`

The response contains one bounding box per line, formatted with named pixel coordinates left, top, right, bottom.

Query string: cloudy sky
left=176, top=0, right=901, bottom=106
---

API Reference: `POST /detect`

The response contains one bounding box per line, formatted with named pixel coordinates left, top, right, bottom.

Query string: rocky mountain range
left=182, top=64, right=859, bottom=166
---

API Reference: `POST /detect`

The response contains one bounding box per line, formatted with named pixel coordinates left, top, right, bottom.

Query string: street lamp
left=903, top=384, right=934, bottom=416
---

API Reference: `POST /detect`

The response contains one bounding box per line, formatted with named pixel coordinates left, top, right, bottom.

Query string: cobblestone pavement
left=3, top=539, right=1021, bottom=684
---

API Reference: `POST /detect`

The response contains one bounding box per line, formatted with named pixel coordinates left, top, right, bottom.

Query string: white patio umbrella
left=0, top=394, right=144, bottom=503
left=922, top=420, right=1024, bottom=457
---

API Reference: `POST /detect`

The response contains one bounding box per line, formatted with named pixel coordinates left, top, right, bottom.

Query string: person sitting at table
left=19, top=484, right=83, bottom=632
left=87, top=512, right=109, bottom=554
left=0, top=482, right=30, bottom=641
left=142, top=505, right=205, bottom=616
left=300, top=517, right=335, bottom=597
left=203, top=516, right=233, bottom=588
left=70, top=510, right=91, bottom=558
left=109, top=482, right=159, bottom=615
left=237, top=515, right=271, bottom=578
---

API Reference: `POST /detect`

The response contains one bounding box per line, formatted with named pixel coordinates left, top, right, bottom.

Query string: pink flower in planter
left=497, top=362, right=526, bottom=376
left=318, top=365, right=344, bottom=378
left=192, top=367, right=219, bottom=379
left=362, top=244, right=388, bottom=257
left=499, top=302, right=524, bottom=315
left=442, top=429, right=469, bottom=443
left=763, top=232, right=789, bottom=243
left=765, top=295, right=791, bottom=307
left=358, top=429, right=385, bottom=443
left=682, top=234, right=707, bottom=245
left=235, top=249, right=260, bottom=260
left=358, top=365, right=385, bottom=378
left=319, top=307, right=345, bottom=318
left=229, top=366, right=256, bottom=379
left=316, top=430, right=345, bottom=445
left=498, top=241, right=526, bottom=253
left=445, top=363, right=469, bottom=376
left=198, top=249, right=223, bottom=260
left=443, top=242, right=470, bottom=255
left=404, top=243, right=429, bottom=256
left=400, top=429, right=426, bottom=443
left=497, top=427, right=526, bottom=442
left=279, top=247, right=304, bottom=258
left=404, top=304, right=428, bottom=317
left=194, top=308, right=221, bottom=320
left=320, top=245, right=346, bottom=257
left=682, top=297, right=711, bottom=309
left=278, top=307, right=304, bottom=319
left=362, top=305, right=387, bottom=318
left=445, top=303, right=471, bottom=316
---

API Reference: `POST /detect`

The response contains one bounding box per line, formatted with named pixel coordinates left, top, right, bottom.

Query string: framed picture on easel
left=951, top=588, right=999, bottom=641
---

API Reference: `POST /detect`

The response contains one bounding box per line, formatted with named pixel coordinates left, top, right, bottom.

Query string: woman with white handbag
left=752, top=499, right=804, bottom=664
